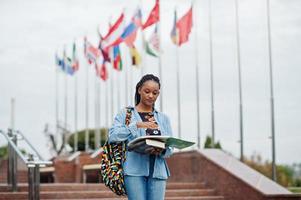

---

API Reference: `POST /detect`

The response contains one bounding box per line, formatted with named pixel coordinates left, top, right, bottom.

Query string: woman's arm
left=108, top=109, right=139, bottom=143
left=161, top=114, right=173, bottom=158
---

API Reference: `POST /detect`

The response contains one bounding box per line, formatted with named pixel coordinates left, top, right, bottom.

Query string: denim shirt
left=108, top=107, right=173, bottom=180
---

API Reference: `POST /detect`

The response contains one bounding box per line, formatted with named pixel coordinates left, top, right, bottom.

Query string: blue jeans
left=124, top=175, right=166, bottom=200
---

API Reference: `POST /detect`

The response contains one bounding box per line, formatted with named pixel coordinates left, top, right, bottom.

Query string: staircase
left=0, top=182, right=224, bottom=200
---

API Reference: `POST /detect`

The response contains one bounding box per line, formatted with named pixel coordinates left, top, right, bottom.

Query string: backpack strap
left=125, top=106, right=134, bottom=126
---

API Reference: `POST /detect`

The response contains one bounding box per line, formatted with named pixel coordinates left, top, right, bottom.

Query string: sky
left=0, top=0, right=301, bottom=165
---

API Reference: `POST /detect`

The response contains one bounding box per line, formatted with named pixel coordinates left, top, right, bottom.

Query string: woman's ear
left=138, top=87, right=141, bottom=95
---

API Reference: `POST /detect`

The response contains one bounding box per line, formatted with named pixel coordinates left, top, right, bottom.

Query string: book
left=127, top=135, right=195, bottom=154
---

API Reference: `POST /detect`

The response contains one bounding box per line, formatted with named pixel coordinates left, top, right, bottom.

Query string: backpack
left=100, top=107, right=133, bottom=196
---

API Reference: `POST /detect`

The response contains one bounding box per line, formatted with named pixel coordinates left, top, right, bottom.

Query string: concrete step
left=0, top=189, right=216, bottom=199
left=0, top=182, right=206, bottom=192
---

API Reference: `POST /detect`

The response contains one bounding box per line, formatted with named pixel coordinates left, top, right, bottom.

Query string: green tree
left=244, top=153, right=297, bottom=187
left=204, top=135, right=222, bottom=149
left=0, top=145, right=8, bottom=159
left=68, top=128, right=108, bottom=151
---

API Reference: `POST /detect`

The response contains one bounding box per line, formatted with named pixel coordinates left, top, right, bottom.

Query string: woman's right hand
left=136, top=121, right=159, bottom=129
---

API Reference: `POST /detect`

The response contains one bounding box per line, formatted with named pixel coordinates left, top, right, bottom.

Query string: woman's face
left=138, top=80, right=160, bottom=107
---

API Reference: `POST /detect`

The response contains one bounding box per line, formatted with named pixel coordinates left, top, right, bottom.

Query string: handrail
left=0, top=130, right=28, bottom=164
left=0, top=129, right=53, bottom=200
left=15, top=130, right=44, bottom=161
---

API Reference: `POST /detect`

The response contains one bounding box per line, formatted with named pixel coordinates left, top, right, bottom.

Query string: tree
left=204, top=135, right=222, bottom=149
left=68, top=128, right=108, bottom=151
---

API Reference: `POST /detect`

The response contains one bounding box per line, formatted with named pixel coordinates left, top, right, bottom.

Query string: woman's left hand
left=148, top=147, right=164, bottom=155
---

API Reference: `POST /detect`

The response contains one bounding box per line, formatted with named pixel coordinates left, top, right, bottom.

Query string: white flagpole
left=74, top=72, right=78, bottom=152
left=266, top=0, right=277, bottom=181
left=192, top=2, right=201, bottom=149
left=234, top=0, right=244, bottom=161
left=125, top=51, right=129, bottom=106
left=129, top=63, right=133, bottom=106
left=63, top=47, right=68, bottom=151
left=10, top=98, right=15, bottom=131
left=158, top=1, right=163, bottom=112
left=55, top=57, right=59, bottom=136
left=110, top=64, right=114, bottom=124
left=94, top=71, right=100, bottom=149
left=208, top=0, right=215, bottom=148
left=174, top=8, right=182, bottom=139
left=105, top=77, right=109, bottom=132
left=176, top=45, right=181, bottom=139
left=85, top=59, right=90, bottom=152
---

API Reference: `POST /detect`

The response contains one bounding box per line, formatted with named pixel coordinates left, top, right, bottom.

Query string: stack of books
left=127, top=136, right=195, bottom=154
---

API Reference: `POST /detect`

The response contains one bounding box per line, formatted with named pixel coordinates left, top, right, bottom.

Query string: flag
left=145, top=24, right=160, bottom=57
left=72, top=42, right=79, bottom=72
left=113, top=45, right=122, bottom=71
left=84, top=36, right=101, bottom=64
left=129, top=46, right=141, bottom=66
left=105, top=8, right=142, bottom=50
left=98, top=40, right=111, bottom=63
left=176, top=7, right=193, bottom=46
left=170, top=10, right=179, bottom=45
left=55, top=51, right=74, bottom=76
left=142, top=0, right=159, bottom=30
left=100, top=62, right=108, bottom=81
left=102, top=13, right=125, bottom=50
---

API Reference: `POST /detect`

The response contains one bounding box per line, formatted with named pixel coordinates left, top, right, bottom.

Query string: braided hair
left=135, top=74, right=161, bottom=106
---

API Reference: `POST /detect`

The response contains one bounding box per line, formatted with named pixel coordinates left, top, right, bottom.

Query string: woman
left=109, top=74, right=173, bottom=200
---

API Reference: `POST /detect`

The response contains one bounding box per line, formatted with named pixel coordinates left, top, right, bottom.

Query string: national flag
left=72, top=42, right=79, bottom=72
left=142, top=0, right=159, bottom=30
left=170, top=10, right=179, bottom=45
left=113, top=45, right=122, bottom=71
left=176, top=7, right=193, bottom=46
left=84, top=37, right=101, bottom=64
left=100, top=62, right=108, bottom=81
left=105, top=8, right=142, bottom=50
left=98, top=38, right=111, bottom=63
left=145, top=24, right=160, bottom=57
left=102, top=13, right=125, bottom=50
left=129, top=45, right=141, bottom=66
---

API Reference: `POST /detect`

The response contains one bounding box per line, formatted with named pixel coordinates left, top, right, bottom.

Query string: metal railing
left=0, top=129, right=52, bottom=200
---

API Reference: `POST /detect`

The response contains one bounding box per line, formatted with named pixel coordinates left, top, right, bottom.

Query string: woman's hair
left=135, top=74, right=161, bottom=106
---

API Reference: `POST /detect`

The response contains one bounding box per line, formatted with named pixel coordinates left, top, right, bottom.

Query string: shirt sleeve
left=160, top=114, right=174, bottom=158
left=108, top=109, right=139, bottom=143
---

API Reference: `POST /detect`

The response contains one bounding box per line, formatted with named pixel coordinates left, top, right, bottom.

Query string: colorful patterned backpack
left=100, top=107, right=132, bottom=196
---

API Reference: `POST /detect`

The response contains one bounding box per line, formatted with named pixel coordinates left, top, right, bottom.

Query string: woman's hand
left=145, top=147, right=164, bottom=155
left=136, top=121, right=159, bottom=129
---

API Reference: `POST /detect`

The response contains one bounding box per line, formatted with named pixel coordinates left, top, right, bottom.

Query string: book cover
left=127, top=135, right=195, bottom=154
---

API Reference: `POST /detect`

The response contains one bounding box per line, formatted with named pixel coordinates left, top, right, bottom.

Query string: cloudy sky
left=0, top=0, right=300, bottom=165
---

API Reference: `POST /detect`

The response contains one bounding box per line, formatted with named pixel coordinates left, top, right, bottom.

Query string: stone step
left=45, top=197, right=224, bottom=200
left=0, top=189, right=216, bottom=199
left=0, top=182, right=206, bottom=192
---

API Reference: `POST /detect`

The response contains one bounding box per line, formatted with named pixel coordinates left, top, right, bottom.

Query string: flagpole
left=94, top=71, right=100, bottom=149
left=105, top=77, right=109, bottom=133
left=125, top=49, right=129, bottom=106
left=85, top=59, right=90, bottom=152
left=74, top=72, right=78, bottom=152
left=192, top=2, right=201, bottom=149
left=158, top=0, right=163, bottom=112
left=234, top=0, right=244, bottom=161
left=63, top=47, right=68, bottom=151
left=174, top=8, right=181, bottom=139
left=110, top=64, right=114, bottom=124
left=266, top=0, right=277, bottom=181
left=55, top=56, right=59, bottom=136
left=175, top=45, right=181, bottom=139
left=129, top=63, right=133, bottom=106
left=208, top=0, right=215, bottom=148
left=117, top=71, right=121, bottom=110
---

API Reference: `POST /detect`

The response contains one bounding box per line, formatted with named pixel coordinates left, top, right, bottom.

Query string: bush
left=68, top=128, right=108, bottom=151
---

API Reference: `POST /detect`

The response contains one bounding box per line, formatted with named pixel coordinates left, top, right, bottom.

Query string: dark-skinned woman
left=109, top=74, right=173, bottom=200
